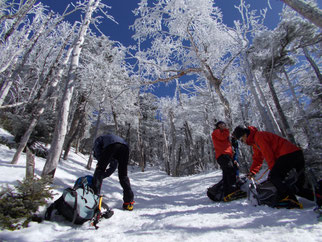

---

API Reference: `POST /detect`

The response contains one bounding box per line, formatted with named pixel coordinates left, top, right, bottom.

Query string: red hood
left=246, top=126, right=258, bottom=145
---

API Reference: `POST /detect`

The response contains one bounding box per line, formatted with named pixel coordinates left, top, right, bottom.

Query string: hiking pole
left=248, top=177, right=259, bottom=206
left=91, top=195, right=103, bottom=229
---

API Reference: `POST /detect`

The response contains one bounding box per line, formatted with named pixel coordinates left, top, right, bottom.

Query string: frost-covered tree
left=131, top=0, right=241, bottom=125
left=42, top=0, right=102, bottom=177
left=281, top=0, right=322, bottom=28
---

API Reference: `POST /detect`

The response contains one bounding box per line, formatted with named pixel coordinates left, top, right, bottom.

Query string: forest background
left=0, top=0, right=321, bottom=180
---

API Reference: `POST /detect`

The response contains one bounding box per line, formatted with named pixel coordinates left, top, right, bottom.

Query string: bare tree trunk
left=169, top=110, right=177, bottom=176
left=2, top=0, right=37, bottom=41
left=243, top=52, right=277, bottom=133
left=302, top=47, right=322, bottom=84
left=10, top=35, right=73, bottom=165
left=75, top=116, right=87, bottom=154
left=87, top=80, right=109, bottom=170
left=203, top=108, right=215, bottom=166
left=282, top=67, right=311, bottom=143
left=87, top=107, right=102, bottom=170
left=42, top=0, right=100, bottom=178
left=63, top=93, right=87, bottom=160
left=282, top=0, right=322, bottom=29
left=265, top=57, right=296, bottom=144
left=26, top=146, right=35, bottom=179
left=0, top=32, right=40, bottom=105
left=183, top=121, right=195, bottom=174
left=162, top=123, right=171, bottom=175
left=253, top=75, right=282, bottom=135
left=174, top=145, right=182, bottom=177
left=137, top=112, right=146, bottom=172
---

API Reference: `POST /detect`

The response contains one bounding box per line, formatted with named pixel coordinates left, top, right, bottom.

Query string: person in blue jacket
left=92, top=133, right=134, bottom=211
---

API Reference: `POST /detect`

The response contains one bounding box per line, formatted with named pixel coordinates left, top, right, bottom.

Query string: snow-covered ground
left=0, top=129, right=321, bottom=242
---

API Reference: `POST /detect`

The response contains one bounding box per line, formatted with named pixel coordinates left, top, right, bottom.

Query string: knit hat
left=232, top=126, right=250, bottom=139
left=215, top=121, right=225, bottom=129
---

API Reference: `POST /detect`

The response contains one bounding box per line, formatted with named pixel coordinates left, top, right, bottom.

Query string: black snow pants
left=268, top=150, right=314, bottom=201
left=217, top=154, right=237, bottom=196
left=92, top=143, right=134, bottom=203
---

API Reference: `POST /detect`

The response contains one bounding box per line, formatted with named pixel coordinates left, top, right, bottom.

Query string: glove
left=123, top=201, right=135, bottom=211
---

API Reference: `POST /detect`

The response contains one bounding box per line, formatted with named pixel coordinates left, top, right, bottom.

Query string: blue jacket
left=93, top=134, right=128, bottom=161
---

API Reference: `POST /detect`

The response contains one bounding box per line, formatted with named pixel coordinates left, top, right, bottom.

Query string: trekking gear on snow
left=123, top=201, right=135, bottom=211
left=247, top=178, right=303, bottom=209
left=45, top=176, right=113, bottom=227
left=207, top=179, right=224, bottom=202
left=91, top=195, right=114, bottom=229
left=275, top=195, right=303, bottom=209
left=207, top=177, right=247, bottom=202
left=223, top=189, right=247, bottom=202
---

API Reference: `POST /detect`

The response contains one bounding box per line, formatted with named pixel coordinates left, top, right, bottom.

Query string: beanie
left=232, top=126, right=250, bottom=139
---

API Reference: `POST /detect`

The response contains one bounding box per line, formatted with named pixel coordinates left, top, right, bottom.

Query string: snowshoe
left=275, top=195, right=303, bottom=209
left=223, top=189, right=247, bottom=202
left=102, top=209, right=114, bottom=219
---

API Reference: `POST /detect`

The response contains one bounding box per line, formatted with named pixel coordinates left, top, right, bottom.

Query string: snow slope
left=0, top=129, right=321, bottom=242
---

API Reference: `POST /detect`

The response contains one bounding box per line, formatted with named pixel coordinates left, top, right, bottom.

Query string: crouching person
left=232, top=125, right=321, bottom=208
left=92, top=133, right=134, bottom=211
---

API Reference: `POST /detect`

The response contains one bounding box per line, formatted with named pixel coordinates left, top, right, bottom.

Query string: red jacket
left=211, top=128, right=233, bottom=159
left=246, top=126, right=300, bottom=174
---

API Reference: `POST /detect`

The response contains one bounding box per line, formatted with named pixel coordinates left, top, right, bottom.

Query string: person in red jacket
left=232, top=125, right=317, bottom=204
left=212, top=121, right=237, bottom=197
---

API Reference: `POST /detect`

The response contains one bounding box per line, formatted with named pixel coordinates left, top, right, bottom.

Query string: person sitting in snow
left=232, top=125, right=321, bottom=207
left=211, top=121, right=238, bottom=198
left=92, top=133, right=134, bottom=211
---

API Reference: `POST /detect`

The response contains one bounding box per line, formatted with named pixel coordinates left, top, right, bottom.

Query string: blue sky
left=41, top=0, right=284, bottom=46
left=39, top=0, right=284, bottom=97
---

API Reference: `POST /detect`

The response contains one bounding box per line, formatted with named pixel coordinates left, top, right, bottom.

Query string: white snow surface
left=0, top=129, right=321, bottom=242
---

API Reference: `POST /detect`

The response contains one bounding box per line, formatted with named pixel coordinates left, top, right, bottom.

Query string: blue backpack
left=45, top=176, right=100, bottom=225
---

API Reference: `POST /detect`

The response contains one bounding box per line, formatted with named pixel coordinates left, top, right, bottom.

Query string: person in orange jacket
left=212, top=121, right=237, bottom=197
left=232, top=125, right=317, bottom=204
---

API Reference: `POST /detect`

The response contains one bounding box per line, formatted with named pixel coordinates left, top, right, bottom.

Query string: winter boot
left=123, top=201, right=135, bottom=211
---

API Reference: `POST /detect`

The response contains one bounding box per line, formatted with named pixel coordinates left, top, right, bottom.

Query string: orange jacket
left=211, top=128, right=233, bottom=159
left=246, top=126, right=300, bottom=174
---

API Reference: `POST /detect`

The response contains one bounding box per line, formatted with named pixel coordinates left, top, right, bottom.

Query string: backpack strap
left=71, top=190, right=78, bottom=224
left=44, top=202, right=56, bottom=221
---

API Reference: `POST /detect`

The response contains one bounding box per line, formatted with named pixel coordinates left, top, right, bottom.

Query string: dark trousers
left=217, top=154, right=237, bottom=196
left=92, top=143, right=134, bottom=203
left=268, top=150, right=314, bottom=201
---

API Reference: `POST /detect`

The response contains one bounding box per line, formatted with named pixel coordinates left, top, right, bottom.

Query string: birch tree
left=132, top=0, right=240, bottom=125
left=42, top=0, right=101, bottom=177
left=11, top=27, right=74, bottom=164
left=281, top=0, right=322, bottom=28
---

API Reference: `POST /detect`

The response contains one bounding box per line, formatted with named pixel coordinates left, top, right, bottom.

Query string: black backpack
left=207, top=179, right=224, bottom=202
left=248, top=179, right=278, bottom=207
left=248, top=177, right=302, bottom=209
left=45, top=176, right=100, bottom=225
left=207, top=177, right=248, bottom=202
